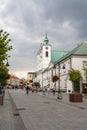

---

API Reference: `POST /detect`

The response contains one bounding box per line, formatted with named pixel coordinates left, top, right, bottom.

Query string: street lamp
left=6, top=60, right=10, bottom=67
left=53, top=65, right=56, bottom=88
left=57, top=64, right=65, bottom=99
left=42, top=71, right=43, bottom=89
left=57, top=64, right=62, bottom=99
left=62, top=64, right=65, bottom=69
left=53, top=65, right=56, bottom=75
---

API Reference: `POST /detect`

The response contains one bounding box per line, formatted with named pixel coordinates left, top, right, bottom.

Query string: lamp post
left=6, top=60, right=10, bottom=67
left=53, top=65, right=56, bottom=88
left=42, top=71, right=43, bottom=89
left=57, top=64, right=66, bottom=99
left=53, top=65, right=56, bottom=74
left=57, top=64, right=62, bottom=99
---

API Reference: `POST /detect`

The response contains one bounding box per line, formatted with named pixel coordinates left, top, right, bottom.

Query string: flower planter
left=52, top=75, right=59, bottom=82
left=69, top=93, right=83, bottom=102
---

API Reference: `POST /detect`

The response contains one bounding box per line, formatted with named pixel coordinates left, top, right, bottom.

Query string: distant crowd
left=5, top=84, right=57, bottom=96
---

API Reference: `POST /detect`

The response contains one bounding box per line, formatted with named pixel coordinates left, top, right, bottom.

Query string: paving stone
left=8, top=89, right=87, bottom=130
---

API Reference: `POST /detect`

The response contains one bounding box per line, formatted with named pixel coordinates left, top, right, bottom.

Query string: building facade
left=54, top=43, right=87, bottom=93
left=7, top=74, right=20, bottom=87
left=36, top=34, right=68, bottom=90
left=28, top=35, right=87, bottom=93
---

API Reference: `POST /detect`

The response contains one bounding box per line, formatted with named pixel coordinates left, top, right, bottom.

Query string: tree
left=0, top=29, right=12, bottom=85
left=0, top=64, right=8, bottom=85
left=68, top=68, right=82, bottom=92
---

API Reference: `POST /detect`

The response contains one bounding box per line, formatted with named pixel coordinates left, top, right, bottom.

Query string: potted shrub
left=68, top=68, right=83, bottom=102
left=32, top=82, right=40, bottom=92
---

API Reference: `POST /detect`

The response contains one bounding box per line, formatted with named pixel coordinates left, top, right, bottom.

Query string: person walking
left=26, top=85, right=29, bottom=94
left=53, top=87, right=56, bottom=96
left=47, top=87, right=50, bottom=95
left=42, top=87, right=47, bottom=95
left=32, top=87, right=34, bottom=93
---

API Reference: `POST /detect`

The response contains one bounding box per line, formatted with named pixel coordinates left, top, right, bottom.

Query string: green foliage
left=68, top=68, right=81, bottom=82
left=0, top=64, right=8, bottom=85
left=74, top=81, right=80, bottom=92
left=68, top=68, right=81, bottom=92
left=0, top=29, right=12, bottom=85
left=0, top=29, right=12, bottom=64
left=32, top=82, right=40, bottom=87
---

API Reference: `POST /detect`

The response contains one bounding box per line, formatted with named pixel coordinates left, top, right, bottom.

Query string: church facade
left=28, top=35, right=87, bottom=93
left=36, top=34, right=68, bottom=91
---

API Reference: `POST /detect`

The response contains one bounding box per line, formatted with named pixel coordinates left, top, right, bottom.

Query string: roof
left=55, top=43, right=87, bottom=64
left=51, top=50, right=68, bottom=62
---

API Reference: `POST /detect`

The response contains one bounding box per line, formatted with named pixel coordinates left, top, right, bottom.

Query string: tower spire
left=43, top=33, right=49, bottom=45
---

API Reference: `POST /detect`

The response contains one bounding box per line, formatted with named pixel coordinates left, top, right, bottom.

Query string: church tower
left=37, top=34, right=52, bottom=71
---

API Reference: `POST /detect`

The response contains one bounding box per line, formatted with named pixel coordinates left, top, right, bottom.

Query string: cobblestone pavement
left=8, top=89, right=87, bottom=130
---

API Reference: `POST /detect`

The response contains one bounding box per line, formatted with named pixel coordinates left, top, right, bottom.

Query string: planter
left=69, top=93, right=83, bottom=102
left=0, top=95, right=3, bottom=105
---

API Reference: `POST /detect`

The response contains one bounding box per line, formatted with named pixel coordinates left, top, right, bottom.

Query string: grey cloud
left=41, top=0, right=87, bottom=38
left=3, top=0, right=87, bottom=42
left=1, top=0, right=87, bottom=78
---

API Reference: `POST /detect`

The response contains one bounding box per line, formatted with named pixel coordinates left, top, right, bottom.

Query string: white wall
left=10, top=78, right=20, bottom=86
left=72, top=56, right=87, bottom=81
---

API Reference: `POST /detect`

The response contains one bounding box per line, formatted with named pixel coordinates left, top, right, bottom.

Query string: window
left=45, top=51, right=48, bottom=57
left=83, top=61, right=87, bottom=69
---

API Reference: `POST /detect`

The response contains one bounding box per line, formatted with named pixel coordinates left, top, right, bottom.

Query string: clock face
left=46, top=47, right=48, bottom=50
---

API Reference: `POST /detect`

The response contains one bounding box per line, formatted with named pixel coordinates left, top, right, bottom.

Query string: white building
left=7, top=75, right=20, bottom=87
left=54, top=43, right=87, bottom=93
left=27, top=72, right=36, bottom=86
left=36, top=34, right=67, bottom=89
left=28, top=34, right=87, bottom=93
left=36, top=35, right=87, bottom=93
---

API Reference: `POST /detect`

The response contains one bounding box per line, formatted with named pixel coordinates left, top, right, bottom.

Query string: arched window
left=45, top=51, right=48, bottom=57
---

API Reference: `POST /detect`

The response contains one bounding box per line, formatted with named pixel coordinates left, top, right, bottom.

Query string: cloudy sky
left=1, top=0, right=87, bottom=79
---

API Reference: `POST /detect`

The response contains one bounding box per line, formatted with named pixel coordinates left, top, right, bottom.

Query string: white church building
left=28, top=34, right=87, bottom=93
left=36, top=34, right=67, bottom=89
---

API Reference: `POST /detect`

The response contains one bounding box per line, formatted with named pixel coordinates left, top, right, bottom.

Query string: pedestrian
left=53, top=87, right=56, bottom=96
left=47, top=87, right=50, bottom=95
left=42, top=87, right=47, bottom=95
left=32, top=88, right=34, bottom=93
left=26, top=85, right=29, bottom=94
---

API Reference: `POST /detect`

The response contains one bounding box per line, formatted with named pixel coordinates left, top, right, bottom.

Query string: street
left=8, top=89, right=87, bottom=130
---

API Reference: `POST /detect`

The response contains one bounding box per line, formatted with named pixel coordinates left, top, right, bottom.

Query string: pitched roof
left=51, top=50, right=68, bottom=62
left=72, top=43, right=87, bottom=55
left=55, top=43, right=87, bottom=64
